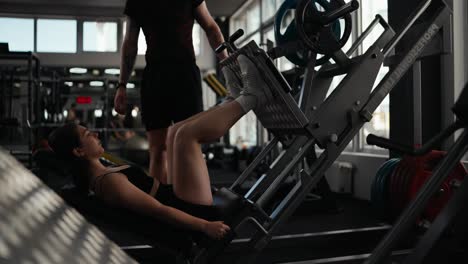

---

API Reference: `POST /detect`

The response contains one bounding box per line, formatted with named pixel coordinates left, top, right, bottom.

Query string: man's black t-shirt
left=124, top=0, right=204, bottom=64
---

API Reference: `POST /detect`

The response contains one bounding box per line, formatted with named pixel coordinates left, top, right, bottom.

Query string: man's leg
left=147, top=128, right=169, bottom=184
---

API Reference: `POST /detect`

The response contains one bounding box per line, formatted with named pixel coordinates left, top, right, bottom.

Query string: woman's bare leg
left=172, top=101, right=245, bottom=205
left=166, top=100, right=236, bottom=183
left=171, top=55, right=269, bottom=205
left=166, top=65, right=242, bottom=182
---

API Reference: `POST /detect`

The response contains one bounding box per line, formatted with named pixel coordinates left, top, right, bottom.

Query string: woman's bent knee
left=174, top=123, right=197, bottom=148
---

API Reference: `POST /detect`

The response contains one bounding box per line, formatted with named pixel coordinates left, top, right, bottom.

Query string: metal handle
left=366, top=121, right=461, bottom=156
left=216, top=29, right=245, bottom=54
left=321, top=0, right=359, bottom=25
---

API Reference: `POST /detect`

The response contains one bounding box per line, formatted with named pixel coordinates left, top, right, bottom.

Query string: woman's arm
left=98, top=173, right=230, bottom=239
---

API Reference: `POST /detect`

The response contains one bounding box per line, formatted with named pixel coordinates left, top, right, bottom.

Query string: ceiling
left=0, top=0, right=246, bottom=18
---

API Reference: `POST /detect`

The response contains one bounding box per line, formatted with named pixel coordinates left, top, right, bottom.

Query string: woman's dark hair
left=48, top=123, right=91, bottom=193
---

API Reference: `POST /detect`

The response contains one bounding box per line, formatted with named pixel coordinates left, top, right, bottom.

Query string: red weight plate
left=399, top=158, right=417, bottom=209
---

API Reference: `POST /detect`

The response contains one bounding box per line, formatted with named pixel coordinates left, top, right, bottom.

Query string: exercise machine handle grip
left=367, top=121, right=461, bottom=156
left=321, top=0, right=359, bottom=25
left=215, top=43, right=229, bottom=54
left=215, top=29, right=245, bottom=54
left=229, top=29, right=244, bottom=43
left=366, top=134, right=415, bottom=154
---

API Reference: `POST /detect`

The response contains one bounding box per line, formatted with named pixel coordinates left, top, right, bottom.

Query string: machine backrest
left=0, top=147, right=138, bottom=264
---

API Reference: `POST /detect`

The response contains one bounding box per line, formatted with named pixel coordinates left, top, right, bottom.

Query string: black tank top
left=92, top=166, right=153, bottom=194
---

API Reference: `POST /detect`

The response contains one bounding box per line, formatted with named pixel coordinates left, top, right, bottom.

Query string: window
left=359, top=0, right=389, bottom=152
left=363, top=66, right=390, bottom=141
left=262, top=0, right=278, bottom=22
left=193, top=23, right=201, bottom=56
left=243, top=32, right=261, bottom=46
left=361, top=0, right=388, bottom=51
left=0, top=17, right=34, bottom=52
left=279, top=57, right=295, bottom=71
left=137, top=30, right=147, bottom=55
left=232, top=14, right=247, bottom=37
left=122, top=21, right=147, bottom=55
left=37, top=19, right=77, bottom=53
left=229, top=112, right=258, bottom=148
left=246, top=2, right=261, bottom=35
left=83, top=21, right=117, bottom=52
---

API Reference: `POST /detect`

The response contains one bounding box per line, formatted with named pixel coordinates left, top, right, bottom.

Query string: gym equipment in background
left=203, top=73, right=228, bottom=98
left=371, top=152, right=466, bottom=223
left=270, top=0, right=355, bottom=66
left=366, top=82, right=468, bottom=264
left=274, top=0, right=344, bottom=66
left=200, top=0, right=452, bottom=263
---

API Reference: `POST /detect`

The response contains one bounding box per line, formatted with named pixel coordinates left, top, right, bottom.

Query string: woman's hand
left=202, top=221, right=231, bottom=240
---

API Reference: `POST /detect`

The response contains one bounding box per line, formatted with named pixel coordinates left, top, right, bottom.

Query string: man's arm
left=119, top=16, right=140, bottom=87
left=114, top=16, right=139, bottom=114
left=194, top=2, right=228, bottom=60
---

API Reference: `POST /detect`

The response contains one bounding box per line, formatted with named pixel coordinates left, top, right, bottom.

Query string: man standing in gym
left=114, top=0, right=228, bottom=184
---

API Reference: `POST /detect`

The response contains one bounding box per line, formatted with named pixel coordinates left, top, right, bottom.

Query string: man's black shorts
left=140, top=61, right=203, bottom=131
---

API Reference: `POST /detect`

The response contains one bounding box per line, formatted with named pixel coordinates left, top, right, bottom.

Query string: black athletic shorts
left=141, top=60, right=203, bottom=131
left=155, top=183, right=220, bottom=221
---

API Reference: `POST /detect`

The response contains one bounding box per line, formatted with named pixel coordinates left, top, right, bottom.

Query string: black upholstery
left=33, top=149, right=195, bottom=257
left=453, top=83, right=468, bottom=126
left=32, top=148, right=247, bottom=260
left=59, top=187, right=194, bottom=251
left=33, top=148, right=73, bottom=191
left=0, top=148, right=138, bottom=264
left=212, top=187, right=244, bottom=225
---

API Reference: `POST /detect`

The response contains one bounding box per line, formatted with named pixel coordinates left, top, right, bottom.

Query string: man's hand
left=114, top=85, right=127, bottom=115
left=203, top=221, right=231, bottom=240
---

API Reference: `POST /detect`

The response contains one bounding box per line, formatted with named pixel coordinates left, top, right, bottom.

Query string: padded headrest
left=33, top=149, right=116, bottom=177
left=32, top=148, right=74, bottom=191
left=33, top=148, right=71, bottom=175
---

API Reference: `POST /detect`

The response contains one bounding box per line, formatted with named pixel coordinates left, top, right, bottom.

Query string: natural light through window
left=122, top=20, right=147, bottom=55
left=83, top=21, right=117, bottom=52
left=360, top=0, right=389, bottom=151
left=0, top=17, right=34, bottom=52
left=37, top=19, right=77, bottom=53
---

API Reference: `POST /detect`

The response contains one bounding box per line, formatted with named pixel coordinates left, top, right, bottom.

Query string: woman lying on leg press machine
left=48, top=55, right=270, bottom=240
